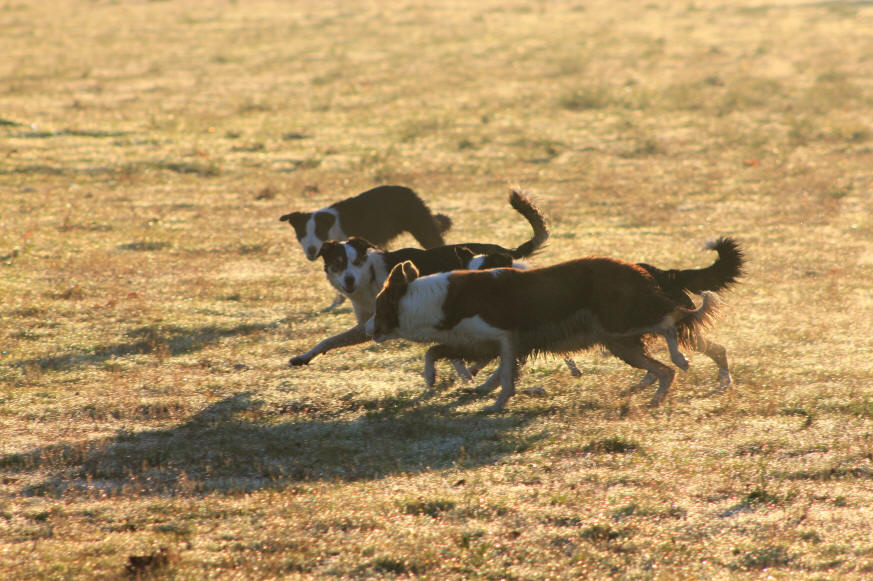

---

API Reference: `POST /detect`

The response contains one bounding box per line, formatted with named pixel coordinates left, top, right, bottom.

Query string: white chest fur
left=397, top=274, right=503, bottom=345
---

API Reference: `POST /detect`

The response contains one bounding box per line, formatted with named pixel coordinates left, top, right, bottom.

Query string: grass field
left=2, top=0, right=873, bottom=578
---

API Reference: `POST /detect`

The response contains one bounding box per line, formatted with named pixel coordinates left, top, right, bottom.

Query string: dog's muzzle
left=306, top=246, right=319, bottom=260
left=342, top=276, right=356, bottom=293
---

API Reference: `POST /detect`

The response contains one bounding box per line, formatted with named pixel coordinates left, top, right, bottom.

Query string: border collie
left=280, top=185, right=452, bottom=310
left=365, top=258, right=719, bottom=411
left=288, top=189, right=548, bottom=367
left=418, top=237, right=744, bottom=390
left=279, top=185, right=452, bottom=261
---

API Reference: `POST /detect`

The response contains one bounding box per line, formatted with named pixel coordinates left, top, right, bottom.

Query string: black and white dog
left=288, top=189, right=549, bottom=368
left=280, top=185, right=451, bottom=260
left=366, top=258, right=719, bottom=411
left=280, top=185, right=452, bottom=310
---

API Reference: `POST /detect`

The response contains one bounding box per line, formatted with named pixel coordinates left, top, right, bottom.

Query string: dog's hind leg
left=467, top=358, right=496, bottom=376
left=628, top=371, right=658, bottom=393
left=463, top=368, right=500, bottom=395
left=483, top=338, right=521, bottom=413
left=631, top=334, right=730, bottom=390
left=656, top=322, right=689, bottom=371
left=423, top=345, right=474, bottom=387
left=609, top=338, right=675, bottom=407
left=692, top=334, right=731, bottom=388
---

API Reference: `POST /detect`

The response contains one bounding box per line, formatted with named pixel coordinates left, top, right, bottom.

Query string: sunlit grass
left=2, top=0, right=873, bottom=578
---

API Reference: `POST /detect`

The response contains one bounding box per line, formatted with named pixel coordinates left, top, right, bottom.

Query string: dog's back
left=332, top=185, right=451, bottom=248
left=437, top=259, right=680, bottom=336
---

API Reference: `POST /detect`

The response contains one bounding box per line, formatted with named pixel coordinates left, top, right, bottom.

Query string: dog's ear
left=386, top=262, right=408, bottom=291
left=347, top=236, right=375, bottom=256
left=399, top=260, right=419, bottom=283
left=279, top=212, right=309, bottom=238
left=454, top=246, right=475, bottom=267
left=387, top=261, right=417, bottom=287
left=317, top=240, right=343, bottom=262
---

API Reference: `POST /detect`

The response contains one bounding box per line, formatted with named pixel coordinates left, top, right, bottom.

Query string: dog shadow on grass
left=9, top=319, right=300, bottom=373
left=1, top=392, right=544, bottom=498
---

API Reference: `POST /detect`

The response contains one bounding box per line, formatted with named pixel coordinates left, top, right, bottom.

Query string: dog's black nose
left=343, top=276, right=356, bottom=292
left=306, top=246, right=318, bottom=260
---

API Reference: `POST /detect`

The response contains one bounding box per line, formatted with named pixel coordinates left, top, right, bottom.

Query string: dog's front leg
left=289, top=325, right=369, bottom=366
left=483, top=337, right=517, bottom=413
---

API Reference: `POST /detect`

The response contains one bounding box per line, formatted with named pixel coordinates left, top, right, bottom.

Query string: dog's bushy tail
left=509, top=189, right=550, bottom=258
left=640, top=236, right=744, bottom=297
left=433, top=213, right=453, bottom=235
left=673, top=291, right=720, bottom=347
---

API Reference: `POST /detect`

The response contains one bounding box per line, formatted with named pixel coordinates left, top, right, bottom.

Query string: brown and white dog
left=279, top=185, right=452, bottom=310
left=418, top=237, right=744, bottom=391
left=288, top=189, right=549, bottom=368
left=365, top=258, right=719, bottom=412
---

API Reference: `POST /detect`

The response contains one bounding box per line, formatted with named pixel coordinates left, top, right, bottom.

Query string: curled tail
left=508, top=188, right=550, bottom=258
left=640, top=236, right=745, bottom=297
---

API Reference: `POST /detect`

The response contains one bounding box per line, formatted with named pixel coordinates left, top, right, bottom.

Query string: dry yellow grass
left=2, top=0, right=873, bottom=578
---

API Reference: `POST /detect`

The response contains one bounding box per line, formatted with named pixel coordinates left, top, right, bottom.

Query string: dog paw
left=289, top=355, right=312, bottom=367
left=716, top=369, right=732, bottom=389
left=521, top=387, right=547, bottom=396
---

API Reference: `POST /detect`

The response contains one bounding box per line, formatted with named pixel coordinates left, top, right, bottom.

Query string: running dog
left=288, top=189, right=548, bottom=368
left=280, top=185, right=452, bottom=310
left=365, top=258, right=719, bottom=411
left=422, top=237, right=744, bottom=390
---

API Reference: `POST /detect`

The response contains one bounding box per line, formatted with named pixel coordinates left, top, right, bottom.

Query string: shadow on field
left=11, top=322, right=287, bottom=372
left=0, top=392, right=542, bottom=498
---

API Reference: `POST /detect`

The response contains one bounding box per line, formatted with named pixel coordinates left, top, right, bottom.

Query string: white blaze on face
left=299, top=217, right=321, bottom=261
left=299, top=208, right=343, bottom=261
left=331, top=245, right=374, bottom=295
